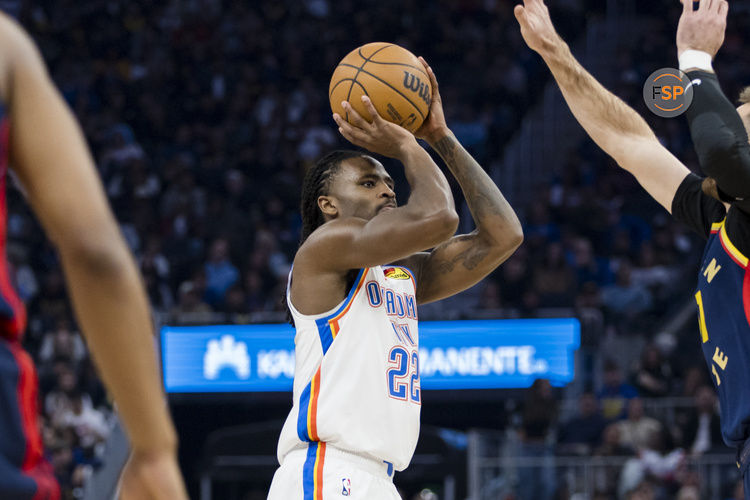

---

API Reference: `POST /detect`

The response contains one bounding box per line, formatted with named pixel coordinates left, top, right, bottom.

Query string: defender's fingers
left=342, top=101, right=372, bottom=128
left=514, top=4, right=527, bottom=26
left=680, top=0, right=693, bottom=14
left=698, top=0, right=714, bottom=12
left=718, top=0, right=728, bottom=17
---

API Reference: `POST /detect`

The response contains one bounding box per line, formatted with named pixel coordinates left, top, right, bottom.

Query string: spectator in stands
left=601, top=259, right=653, bottom=322
left=38, top=318, right=86, bottom=367
left=517, top=378, right=558, bottom=500
left=532, top=242, right=577, bottom=307
left=171, top=280, right=213, bottom=317
left=631, top=343, right=673, bottom=398
left=683, top=385, right=723, bottom=456
left=557, top=391, right=608, bottom=455
left=593, top=424, right=635, bottom=496
left=203, top=237, right=239, bottom=307
left=616, top=398, right=664, bottom=451
left=598, top=359, right=639, bottom=420
left=57, top=391, right=110, bottom=450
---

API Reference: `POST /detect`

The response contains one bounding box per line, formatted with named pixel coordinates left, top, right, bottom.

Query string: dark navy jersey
left=672, top=173, right=750, bottom=446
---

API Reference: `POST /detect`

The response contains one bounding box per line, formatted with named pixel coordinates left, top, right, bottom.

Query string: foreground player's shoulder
left=0, top=12, right=46, bottom=99
left=295, top=217, right=368, bottom=270
left=671, top=173, right=727, bottom=239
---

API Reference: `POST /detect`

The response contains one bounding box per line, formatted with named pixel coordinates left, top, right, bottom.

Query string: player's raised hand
left=119, top=449, right=188, bottom=500
left=676, top=0, right=728, bottom=58
left=514, top=0, right=561, bottom=55
left=414, top=57, right=448, bottom=145
left=333, top=95, right=419, bottom=160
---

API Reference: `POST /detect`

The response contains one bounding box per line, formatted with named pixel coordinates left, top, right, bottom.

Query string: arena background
left=9, top=0, right=750, bottom=498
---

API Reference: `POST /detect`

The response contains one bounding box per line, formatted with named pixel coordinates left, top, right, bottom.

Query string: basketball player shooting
left=516, top=0, right=750, bottom=495
left=0, top=12, right=186, bottom=500
left=267, top=59, right=523, bottom=498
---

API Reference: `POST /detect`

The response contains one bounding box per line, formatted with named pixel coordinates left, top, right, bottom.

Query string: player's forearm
left=58, top=238, right=177, bottom=453
left=685, top=70, right=750, bottom=199
left=430, top=131, right=522, bottom=250
left=397, top=141, right=458, bottom=235
left=539, top=40, right=657, bottom=164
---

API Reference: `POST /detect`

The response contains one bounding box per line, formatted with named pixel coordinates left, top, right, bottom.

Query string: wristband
left=679, top=50, right=713, bottom=72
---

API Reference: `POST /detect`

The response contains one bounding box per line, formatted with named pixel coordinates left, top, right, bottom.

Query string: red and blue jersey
left=0, top=107, right=26, bottom=342
left=673, top=174, right=750, bottom=446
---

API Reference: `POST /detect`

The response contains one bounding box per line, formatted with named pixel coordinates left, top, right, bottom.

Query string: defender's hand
left=333, top=95, right=419, bottom=160
left=676, top=0, right=728, bottom=58
left=514, top=0, right=561, bottom=55
left=415, top=57, right=449, bottom=145
left=119, top=450, right=188, bottom=500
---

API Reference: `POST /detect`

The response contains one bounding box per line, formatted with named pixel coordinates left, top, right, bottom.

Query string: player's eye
left=362, top=181, right=375, bottom=188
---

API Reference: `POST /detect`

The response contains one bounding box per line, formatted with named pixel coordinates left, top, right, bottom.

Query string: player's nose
left=380, top=184, right=395, bottom=198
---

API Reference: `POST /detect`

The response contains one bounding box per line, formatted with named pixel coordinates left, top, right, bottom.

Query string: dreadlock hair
left=299, top=150, right=367, bottom=245
left=285, top=150, right=367, bottom=325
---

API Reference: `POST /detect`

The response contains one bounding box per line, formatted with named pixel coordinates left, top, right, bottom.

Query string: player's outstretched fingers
left=342, top=101, right=372, bottom=129
left=360, top=96, right=382, bottom=125
left=333, top=113, right=370, bottom=146
left=698, top=0, right=714, bottom=12
left=718, top=0, right=728, bottom=16
left=514, top=4, right=527, bottom=26
left=419, top=57, right=439, bottom=92
left=680, top=0, right=692, bottom=14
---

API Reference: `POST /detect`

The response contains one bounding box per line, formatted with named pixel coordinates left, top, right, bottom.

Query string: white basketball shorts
left=267, top=443, right=401, bottom=500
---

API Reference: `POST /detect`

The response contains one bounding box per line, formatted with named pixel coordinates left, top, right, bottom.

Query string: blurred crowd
left=4, top=0, right=750, bottom=498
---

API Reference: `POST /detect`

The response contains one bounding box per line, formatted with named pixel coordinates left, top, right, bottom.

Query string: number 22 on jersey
left=386, top=346, right=421, bottom=404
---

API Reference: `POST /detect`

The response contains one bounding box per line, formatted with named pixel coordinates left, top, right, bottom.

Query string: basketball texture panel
left=357, top=42, right=394, bottom=60
left=354, top=72, right=425, bottom=133
left=359, top=62, right=430, bottom=120
left=329, top=64, right=361, bottom=121
left=366, top=45, right=428, bottom=77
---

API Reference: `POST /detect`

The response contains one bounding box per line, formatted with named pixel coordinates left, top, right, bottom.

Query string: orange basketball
left=329, top=42, right=431, bottom=134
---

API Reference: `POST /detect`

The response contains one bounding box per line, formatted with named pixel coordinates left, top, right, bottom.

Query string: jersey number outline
left=387, top=346, right=421, bottom=404
left=695, top=291, right=709, bottom=343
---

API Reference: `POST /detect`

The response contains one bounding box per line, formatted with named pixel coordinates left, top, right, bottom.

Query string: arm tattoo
left=432, top=234, right=490, bottom=273
left=432, top=134, right=521, bottom=249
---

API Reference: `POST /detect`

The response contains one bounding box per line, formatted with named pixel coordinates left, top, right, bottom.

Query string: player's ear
left=318, top=195, right=338, bottom=218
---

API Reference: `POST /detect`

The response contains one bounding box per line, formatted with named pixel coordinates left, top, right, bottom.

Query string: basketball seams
left=336, top=63, right=426, bottom=121
left=360, top=60, right=428, bottom=78
left=356, top=65, right=426, bottom=120
left=344, top=44, right=393, bottom=123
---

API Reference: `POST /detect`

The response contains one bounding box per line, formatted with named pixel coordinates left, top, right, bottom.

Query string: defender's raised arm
left=514, top=0, right=691, bottom=213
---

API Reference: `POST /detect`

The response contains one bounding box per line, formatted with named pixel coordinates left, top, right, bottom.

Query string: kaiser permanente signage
left=161, top=319, right=580, bottom=393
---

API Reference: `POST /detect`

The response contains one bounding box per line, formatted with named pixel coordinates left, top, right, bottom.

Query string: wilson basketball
left=329, top=43, right=432, bottom=134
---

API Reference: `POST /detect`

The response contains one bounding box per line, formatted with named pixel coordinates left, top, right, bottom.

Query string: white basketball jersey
left=277, top=265, right=421, bottom=472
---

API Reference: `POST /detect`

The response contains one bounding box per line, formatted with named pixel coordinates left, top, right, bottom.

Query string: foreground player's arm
left=308, top=97, right=458, bottom=270
left=399, top=60, right=523, bottom=304
left=0, top=13, right=186, bottom=499
left=514, top=0, right=690, bottom=213
left=675, top=0, right=750, bottom=201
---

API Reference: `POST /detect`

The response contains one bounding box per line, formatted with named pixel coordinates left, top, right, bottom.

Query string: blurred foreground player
left=0, top=12, right=186, bottom=500
left=268, top=60, right=523, bottom=498
left=675, top=0, right=750, bottom=493
left=514, top=0, right=749, bottom=496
